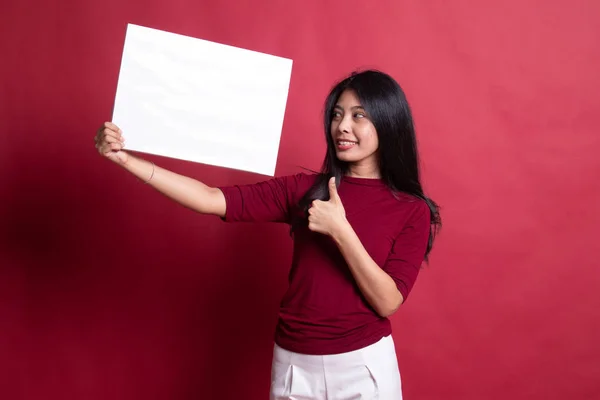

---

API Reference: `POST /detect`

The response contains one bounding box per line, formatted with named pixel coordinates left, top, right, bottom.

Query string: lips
left=336, top=139, right=357, bottom=151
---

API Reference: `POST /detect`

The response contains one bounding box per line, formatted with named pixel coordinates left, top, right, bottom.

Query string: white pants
left=270, top=335, right=402, bottom=400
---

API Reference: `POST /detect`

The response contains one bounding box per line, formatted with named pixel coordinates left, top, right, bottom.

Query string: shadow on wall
left=1, top=145, right=290, bottom=399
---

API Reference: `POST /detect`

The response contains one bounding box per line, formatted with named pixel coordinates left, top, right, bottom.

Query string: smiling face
left=330, top=89, right=380, bottom=176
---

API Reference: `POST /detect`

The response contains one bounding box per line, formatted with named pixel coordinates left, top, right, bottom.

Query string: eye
left=332, top=111, right=342, bottom=119
left=354, top=112, right=366, bottom=119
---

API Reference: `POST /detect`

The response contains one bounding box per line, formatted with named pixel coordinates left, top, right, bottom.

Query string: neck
left=346, top=162, right=381, bottom=179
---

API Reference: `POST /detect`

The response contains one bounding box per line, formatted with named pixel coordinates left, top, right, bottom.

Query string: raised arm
left=94, top=122, right=226, bottom=217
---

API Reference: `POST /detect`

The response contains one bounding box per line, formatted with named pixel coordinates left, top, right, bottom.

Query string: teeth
left=338, top=141, right=356, bottom=146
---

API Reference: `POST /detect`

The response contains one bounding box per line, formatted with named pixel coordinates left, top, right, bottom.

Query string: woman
left=94, top=69, right=441, bottom=399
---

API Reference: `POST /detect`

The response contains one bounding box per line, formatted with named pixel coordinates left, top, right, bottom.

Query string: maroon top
left=218, top=173, right=430, bottom=355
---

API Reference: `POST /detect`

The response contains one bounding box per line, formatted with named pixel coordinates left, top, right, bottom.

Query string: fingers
left=95, top=121, right=125, bottom=153
left=104, top=121, right=122, bottom=133
left=97, top=124, right=123, bottom=142
left=105, top=141, right=125, bottom=151
left=96, top=135, right=124, bottom=152
left=100, top=133, right=121, bottom=145
left=97, top=142, right=124, bottom=156
left=307, top=215, right=316, bottom=231
left=310, top=200, right=323, bottom=211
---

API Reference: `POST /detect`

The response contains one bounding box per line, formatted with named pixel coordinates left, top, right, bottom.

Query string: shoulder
left=390, top=192, right=431, bottom=229
left=267, top=171, right=318, bottom=192
left=218, top=171, right=317, bottom=199
left=283, top=171, right=319, bottom=187
left=239, top=172, right=319, bottom=204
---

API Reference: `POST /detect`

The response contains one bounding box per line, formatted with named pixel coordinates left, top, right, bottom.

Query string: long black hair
left=295, top=69, right=441, bottom=259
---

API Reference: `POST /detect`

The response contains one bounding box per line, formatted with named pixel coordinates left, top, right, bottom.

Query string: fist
left=94, top=122, right=128, bottom=164
left=308, top=177, right=348, bottom=237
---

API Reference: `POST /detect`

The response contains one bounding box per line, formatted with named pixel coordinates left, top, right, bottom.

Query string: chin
left=335, top=152, right=361, bottom=163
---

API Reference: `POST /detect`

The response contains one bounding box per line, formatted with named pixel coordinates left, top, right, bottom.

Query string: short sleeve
left=383, top=200, right=431, bottom=302
left=218, top=173, right=315, bottom=224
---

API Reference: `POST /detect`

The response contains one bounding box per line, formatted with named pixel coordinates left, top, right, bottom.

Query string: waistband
left=273, top=334, right=395, bottom=369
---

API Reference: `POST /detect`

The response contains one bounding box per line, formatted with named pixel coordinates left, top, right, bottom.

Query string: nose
left=337, top=115, right=351, bottom=134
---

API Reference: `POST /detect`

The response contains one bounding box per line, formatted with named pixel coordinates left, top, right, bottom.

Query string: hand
left=94, top=122, right=128, bottom=165
left=308, top=177, right=349, bottom=237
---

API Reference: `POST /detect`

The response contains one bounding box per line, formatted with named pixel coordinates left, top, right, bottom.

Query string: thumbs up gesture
left=308, top=177, right=349, bottom=237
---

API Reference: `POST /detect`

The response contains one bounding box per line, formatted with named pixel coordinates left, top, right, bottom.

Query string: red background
left=2, top=0, right=599, bottom=399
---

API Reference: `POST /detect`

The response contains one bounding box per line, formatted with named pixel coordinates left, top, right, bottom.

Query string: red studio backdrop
left=1, top=0, right=599, bottom=399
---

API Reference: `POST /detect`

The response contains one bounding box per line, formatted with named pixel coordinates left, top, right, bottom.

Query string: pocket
left=270, top=362, right=293, bottom=400
left=364, top=363, right=403, bottom=400
left=363, top=364, right=380, bottom=399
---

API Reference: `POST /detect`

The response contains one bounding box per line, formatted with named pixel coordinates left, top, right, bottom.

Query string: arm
left=331, top=224, right=403, bottom=317
left=122, top=154, right=226, bottom=217
left=95, top=121, right=226, bottom=217
left=308, top=178, right=429, bottom=317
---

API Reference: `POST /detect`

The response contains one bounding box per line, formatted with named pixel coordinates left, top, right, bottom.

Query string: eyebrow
left=334, top=105, right=365, bottom=111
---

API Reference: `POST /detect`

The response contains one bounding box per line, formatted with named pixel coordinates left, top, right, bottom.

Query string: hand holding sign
left=94, top=122, right=128, bottom=165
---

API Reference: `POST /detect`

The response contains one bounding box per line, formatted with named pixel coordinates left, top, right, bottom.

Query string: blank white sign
left=111, top=23, right=293, bottom=176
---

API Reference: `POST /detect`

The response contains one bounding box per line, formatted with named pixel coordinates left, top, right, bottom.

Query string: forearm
left=121, top=153, right=226, bottom=217
left=332, top=223, right=403, bottom=317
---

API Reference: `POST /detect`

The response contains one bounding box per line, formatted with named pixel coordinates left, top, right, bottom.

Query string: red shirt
left=219, top=173, right=430, bottom=355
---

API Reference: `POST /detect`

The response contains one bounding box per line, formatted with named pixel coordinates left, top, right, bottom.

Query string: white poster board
left=112, top=23, right=293, bottom=176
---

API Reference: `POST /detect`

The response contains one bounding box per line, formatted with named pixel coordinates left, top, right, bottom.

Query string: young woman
left=94, top=69, right=441, bottom=399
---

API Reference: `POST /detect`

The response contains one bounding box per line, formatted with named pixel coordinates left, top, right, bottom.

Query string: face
left=330, top=89, right=379, bottom=171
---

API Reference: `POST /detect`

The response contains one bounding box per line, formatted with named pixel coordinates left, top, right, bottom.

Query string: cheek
left=330, top=121, right=338, bottom=136
left=358, top=128, right=379, bottom=149
left=371, top=131, right=379, bottom=148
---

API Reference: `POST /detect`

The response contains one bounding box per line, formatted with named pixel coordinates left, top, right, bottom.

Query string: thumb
left=328, top=177, right=340, bottom=203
